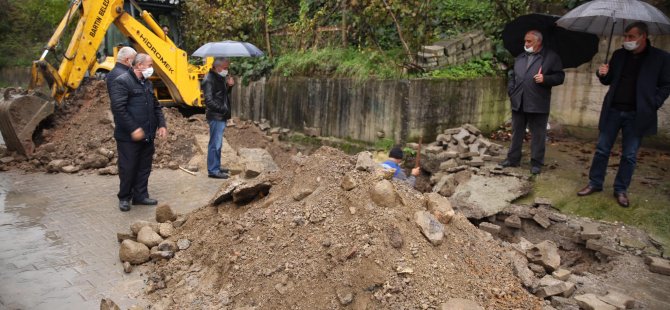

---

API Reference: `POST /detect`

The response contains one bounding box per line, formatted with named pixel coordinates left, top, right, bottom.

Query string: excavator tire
left=0, top=88, right=55, bottom=157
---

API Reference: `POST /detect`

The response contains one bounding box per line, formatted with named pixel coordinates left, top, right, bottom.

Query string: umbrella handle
left=605, top=15, right=616, bottom=64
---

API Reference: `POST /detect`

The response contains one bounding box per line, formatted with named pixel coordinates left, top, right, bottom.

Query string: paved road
left=0, top=169, right=223, bottom=309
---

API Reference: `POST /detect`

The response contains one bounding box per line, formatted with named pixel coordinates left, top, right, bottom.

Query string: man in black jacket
left=109, top=53, right=167, bottom=211
left=106, top=46, right=136, bottom=91
left=502, top=30, right=565, bottom=175
left=577, top=22, right=670, bottom=208
left=201, top=57, right=234, bottom=179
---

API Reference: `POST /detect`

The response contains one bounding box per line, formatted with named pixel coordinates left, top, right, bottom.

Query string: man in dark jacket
left=577, top=22, right=670, bottom=208
left=201, top=57, right=234, bottom=179
left=106, top=46, right=136, bottom=91
left=109, top=53, right=167, bottom=211
left=502, top=30, right=565, bottom=175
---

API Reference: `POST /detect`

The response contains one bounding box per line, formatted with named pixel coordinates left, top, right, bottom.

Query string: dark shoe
left=208, top=172, right=229, bottom=179
left=614, top=192, right=630, bottom=208
left=499, top=159, right=520, bottom=168
left=577, top=185, right=602, bottom=196
left=530, top=166, right=541, bottom=175
left=133, top=197, right=158, bottom=205
left=220, top=167, right=230, bottom=173
left=119, top=200, right=131, bottom=212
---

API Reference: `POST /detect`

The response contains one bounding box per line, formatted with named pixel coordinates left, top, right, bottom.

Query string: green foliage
left=426, top=55, right=498, bottom=80
left=402, top=146, right=416, bottom=157
left=274, top=47, right=402, bottom=79
left=229, top=56, right=275, bottom=85
left=374, top=138, right=395, bottom=151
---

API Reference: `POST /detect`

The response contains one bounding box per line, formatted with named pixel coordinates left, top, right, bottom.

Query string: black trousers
left=507, top=110, right=549, bottom=167
left=116, top=140, right=155, bottom=201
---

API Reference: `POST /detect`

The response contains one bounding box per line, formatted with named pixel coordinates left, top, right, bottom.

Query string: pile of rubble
left=0, top=80, right=201, bottom=173
left=125, top=146, right=541, bottom=309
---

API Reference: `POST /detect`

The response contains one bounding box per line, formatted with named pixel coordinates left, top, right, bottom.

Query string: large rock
left=536, top=278, right=575, bottom=299
left=156, top=204, right=177, bottom=223
left=100, top=298, right=121, bottom=310
left=599, top=291, right=635, bottom=309
left=527, top=241, right=561, bottom=272
left=47, top=159, right=70, bottom=173
left=158, top=240, right=177, bottom=252
left=233, top=180, right=272, bottom=204
left=370, top=180, right=398, bottom=208
left=440, top=298, right=484, bottom=310
left=137, top=226, right=164, bottom=248
left=238, top=148, right=279, bottom=175
left=355, top=151, right=376, bottom=172
left=341, top=173, right=357, bottom=191
left=210, top=181, right=242, bottom=205
left=81, top=154, right=109, bottom=169
left=450, top=174, right=531, bottom=219
left=158, top=222, right=175, bottom=238
left=574, top=294, right=617, bottom=310
left=433, top=174, right=457, bottom=197
left=424, top=192, right=455, bottom=224
left=119, top=240, right=150, bottom=265
left=414, top=211, right=444, bottom=246
left=130, top=220, right=158, bottom=234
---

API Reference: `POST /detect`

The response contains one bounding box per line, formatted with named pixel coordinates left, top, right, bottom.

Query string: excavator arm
left=1, top=0, right=208, bottom=156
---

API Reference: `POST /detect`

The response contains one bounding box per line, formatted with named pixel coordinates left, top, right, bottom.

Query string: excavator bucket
left=0, top=88, right=55, bottom=157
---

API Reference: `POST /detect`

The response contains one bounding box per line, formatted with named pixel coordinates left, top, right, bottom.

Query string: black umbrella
left=502, top=13, right=599, bottom=68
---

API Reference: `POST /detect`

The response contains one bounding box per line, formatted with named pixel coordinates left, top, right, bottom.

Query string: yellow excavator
left=0, top=0, right=212, bottom=156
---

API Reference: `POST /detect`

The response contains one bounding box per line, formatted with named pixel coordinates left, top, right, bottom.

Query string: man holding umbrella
left=202, top=57, right=234, bottom=179
left=577, top=22, right=670, bottom=207
left=501, top=29, right=565, bottom=174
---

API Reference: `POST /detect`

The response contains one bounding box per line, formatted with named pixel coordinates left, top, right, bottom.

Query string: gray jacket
left=508, top=47, right=565, bottom=114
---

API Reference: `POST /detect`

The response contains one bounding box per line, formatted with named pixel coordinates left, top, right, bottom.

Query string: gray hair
left=527, top=30, right=543, bottom=43
left=132, top=53, right=151, bottom=67
left=213, top=57, right=229, bottom=68
left=116, top=46, right=136, bottom=62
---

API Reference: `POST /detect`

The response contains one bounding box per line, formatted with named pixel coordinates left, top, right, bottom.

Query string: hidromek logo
left=89, top=0, right=110, bottom=38
left=139, top=32, right=175, bottom=74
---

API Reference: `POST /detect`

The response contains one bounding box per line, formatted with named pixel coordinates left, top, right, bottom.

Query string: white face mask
left=219, top=69, right=228, bottom=77
left=524, top=45, right=534, bottom=53
left=623, top=40, right=639, bottom=51
left=141, top=67, right=154, bottom=79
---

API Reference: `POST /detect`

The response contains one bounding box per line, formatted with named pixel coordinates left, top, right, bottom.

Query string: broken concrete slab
left=238, top=148, right=279, bottom=175
left=552, top=268, right=571, bottom=281
left=478, top=222, right=501, bottom=235
left=232, top=180, right=272, bottom=204
left=450, top=174, right=531, bottom=219
left=355, top=151, right=376, bottom=172
left=534, top=197, right=552, bottom=207
left=598, top=290, right=635, bottom=310
left=527, top=240, right=561, bottom=272
left=581, top=223, right=602, bottom=240
left=424, top=192, right=455, bottom=224
left=644, top=256, right=670, bottom=275
left=536, top=281, right=575, bottom=299
left=210, top=180, right=243, bottom=205
left=504, top=214, right=522, bottom=229
left=574, top=294, right=617, bottom=310
left=533, top=212, right=552, bottom=229
left=507, top=250, right=538, bottom=289
left=415, top=211, right=444, bottom=246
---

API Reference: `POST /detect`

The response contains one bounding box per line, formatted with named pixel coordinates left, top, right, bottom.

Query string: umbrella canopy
left=502, top=14, right=599, bottom=68
left=192, top=40, right=264, bottom=58
left=556, top=0, right=670, bottom=35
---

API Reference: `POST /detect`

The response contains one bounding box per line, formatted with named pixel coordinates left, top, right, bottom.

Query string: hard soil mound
left=145, top=146, right=542, bottom=309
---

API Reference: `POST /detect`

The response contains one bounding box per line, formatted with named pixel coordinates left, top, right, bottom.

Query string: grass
left=515, top=140, right=670, bottom=250
left=426, top=55, right=498, bottom=80
left=274, top=48, right=405, bottom=80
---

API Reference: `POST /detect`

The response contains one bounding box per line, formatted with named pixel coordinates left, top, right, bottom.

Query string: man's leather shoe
left=119, top=200, right=131, bottom=212
left=577, top=185, right=602, bottom=196
left=499, top=159, right=520, bottom=168
left=220, top=167, right=230, bottom=173
left=614, top=192, right=630, bottom=208
left=208, top=172, right=229, bottom=179
left=530, top=166, right=541, bottom=175
left=133, top=197, right=158, bottom=205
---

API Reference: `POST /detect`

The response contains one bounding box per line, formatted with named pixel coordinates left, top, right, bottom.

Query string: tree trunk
left=381, top=0, right=414, bottom=63
left=263, top=1, right=273, bottom=57
left=341, top=0, right=347, bottom=48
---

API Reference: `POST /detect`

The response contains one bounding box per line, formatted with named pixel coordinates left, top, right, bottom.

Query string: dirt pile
left=0, top=80, right=199, bottom=173
left=141, top=146, right=541, bottom=309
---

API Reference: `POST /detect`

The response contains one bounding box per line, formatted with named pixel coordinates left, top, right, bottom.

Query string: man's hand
left=598, top=64, right=609, bottom=77
left=227, top=76, right=235, bottom=87
left=534, top=73, right=544, bottom=84
left=131, top=128, right=145, bottom=141
left=157, top=127, right=167, bottom=139
left=411, top=167, right=420, bottom=176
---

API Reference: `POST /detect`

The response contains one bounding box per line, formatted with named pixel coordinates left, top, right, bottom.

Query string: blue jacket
left=381, top=160, right=416, bottom=187
left=109, top=70, right=166, bottom=142
left=597, top=42, right=670, bottom=136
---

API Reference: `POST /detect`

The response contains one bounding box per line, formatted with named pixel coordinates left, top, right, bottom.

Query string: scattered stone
left=504, top=214, right=522, bottom=229
left=533, top=213, right=552, bottom=229
left=97, top=166, right=118, bottom=175
left=117, top=232, right=135, bottom=242
left=292, top=188, right=314, bottom=201
left=536, top=280, right=575, bottom=299
left=336, top=288, right=354, bottom=305
left=119, top=240, right=150, bottom=265
left=158, top=240, right=177, bottom=252
left=156, top=204, right=177, bottom=223
left=150, top=250, right=174, bottom=261
left=527, top=240, right=561, bottom=272
left=424, top=192, right=455, bottom=224
left=574, top=294, right=617, bottom=310
left=440, top=298, right=484, bottom=310
left=618, top=236, right=647, bottom=250
left=158, top=222, right=175, bottom=238
left=644, top=256, right=670, bottom=275
left=478, top=222, right=501, bottom=235
left=534, top=197, right=552, bottom=207
left=599, top=290, right=635, bottom=309
left=123, top=261, right=132, bottom=273
left=586, top=239, right=624, bottom=257
left=0, top=156, right=14, bottom=164
left=81, top=154, right=109, bottom=169
left=130, top=220, right=156, bottom=235
left=232, top=180, right=272, bottom=204
left=468, top=157, right=484, bottom=167
left=414, top=211, right=444, bottom=246
left=387, top=226, right=404, bottom=249
left=581, top=223, right=602, bottom=240
left=47, top=159, right=69, bottom=172
left=137, top=226, right=164, bottom=248
left=100, top=298, right=121, bottom=310
left=210, top=181, right=241, bottom=205
left=370, top=180, right=398, bottom=208
left=507, top=250, right=538, bottom=289
left=355, top=151, right=376, bottom=172
left=341, top=173, right=357, bottom=191
left=550, top=296, right=579, bottom=310
left=244, top=161, right=264, bottom=178
left=167, top=161, right=179, bottom=170
left=177, top=239, right=191, bottom=250
left=61, top=165, right=80, bottom=173
left=552, top=268, right=571, bottom=281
